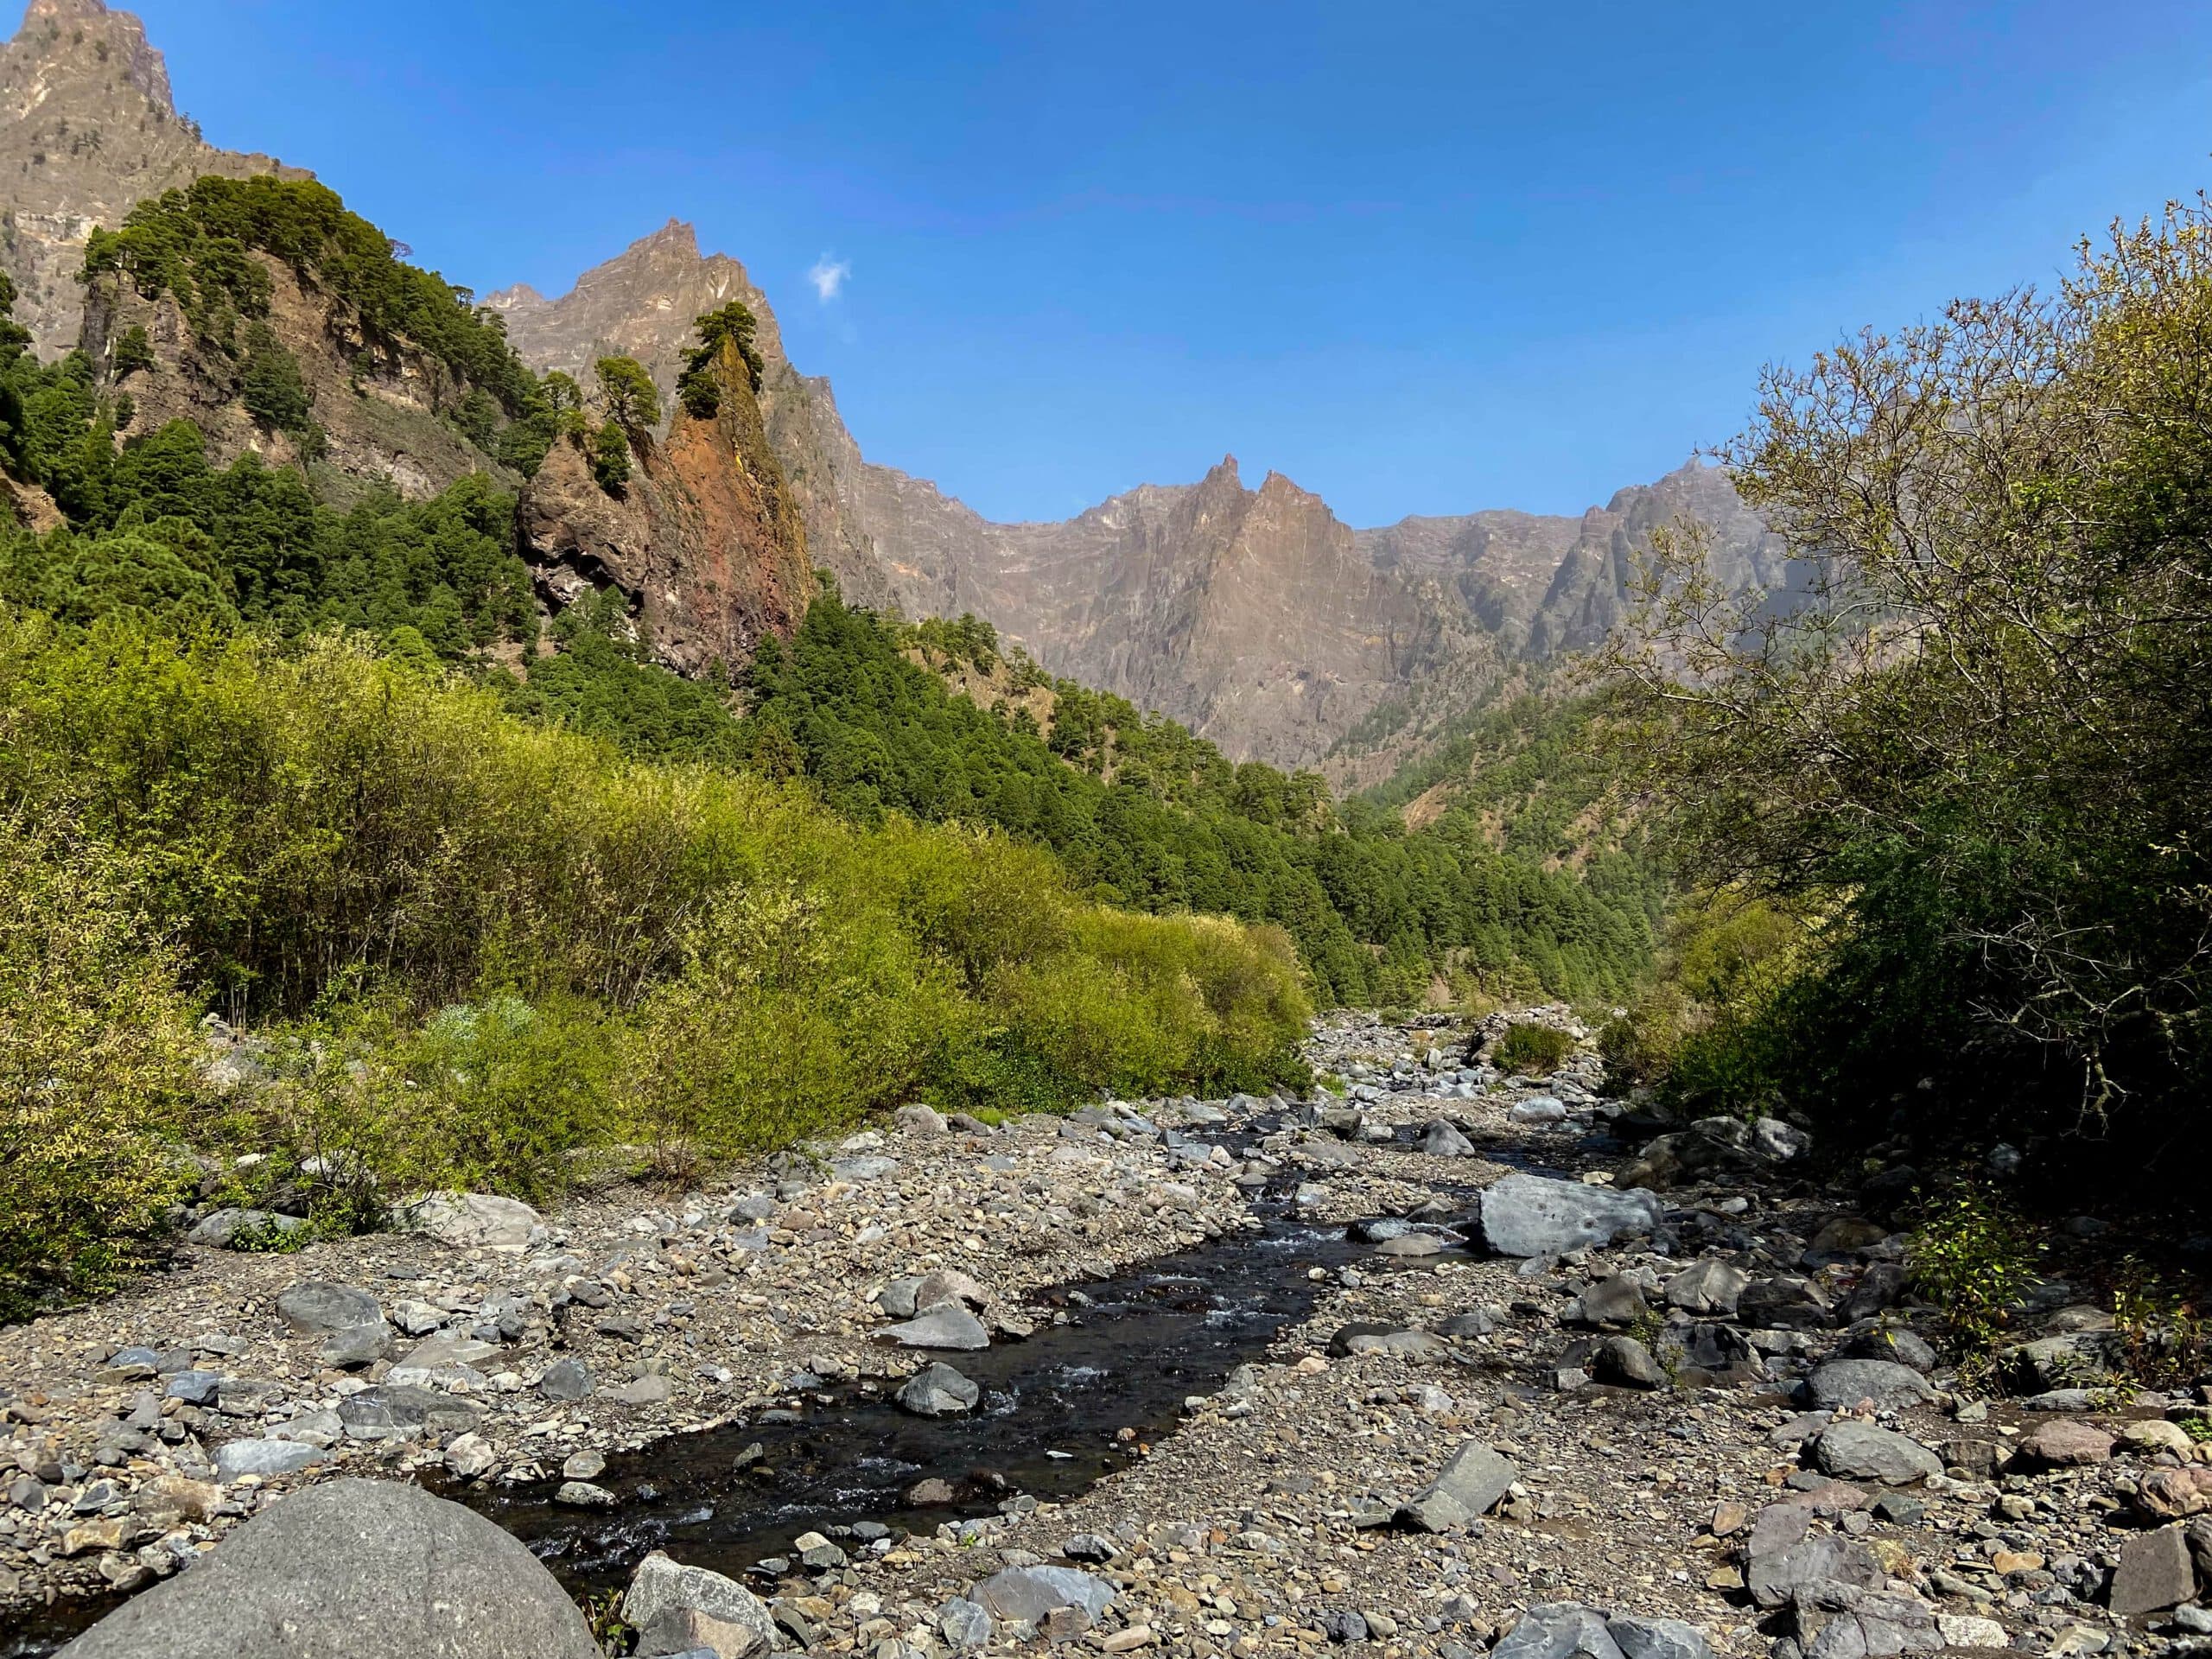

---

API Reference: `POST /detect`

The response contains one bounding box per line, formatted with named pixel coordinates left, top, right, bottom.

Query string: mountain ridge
left=0, top=0, right=1786, bottom=772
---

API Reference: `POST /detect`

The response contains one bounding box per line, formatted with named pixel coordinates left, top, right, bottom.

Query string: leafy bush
left=0, top=819, right=201, bottom=1319
left=1608, top=198, right=2212, bottom=1198
left=1492, top=1020, right=1573, bottom=1077
left=1908, top=1187, right=2044, bottom=1366
left=0, top=613, right=1312, bottom=1287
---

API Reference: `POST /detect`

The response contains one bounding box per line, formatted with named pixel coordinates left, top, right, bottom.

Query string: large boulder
left=975, top=1565, right=1116, bottom=1625
left=621, top=1550, right=778, bottom=1656
left=1812, top=1422, right=1943, bottom=1486
left=397, top=1192, right=543, bottom=1251
left=1493, top=1605, right=1624, bottom=1659
left=55, top=1478, right=600, bottom=1658
left=1399, top=1439, right=1519, bottom=1531
left=1466, top=1174, right=1664, bottom=1258
left=274, top=1281, right=384, bottom=1336
left=1804, top=1359, right=1936, bottom=1411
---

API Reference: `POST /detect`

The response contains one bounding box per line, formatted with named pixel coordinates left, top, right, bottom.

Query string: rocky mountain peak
left=485, top=219, right=782, bottom=422
left=0, top=0, right=300, bottom=356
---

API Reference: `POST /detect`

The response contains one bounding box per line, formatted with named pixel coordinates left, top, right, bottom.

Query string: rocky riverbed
left=4, top=1010, right=2211, bottom=1658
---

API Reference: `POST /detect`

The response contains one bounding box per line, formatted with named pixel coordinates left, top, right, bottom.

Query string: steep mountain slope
left=0, top=0, right=301, bottom=359
left=488, top=226, right=1786, bottom=770
left=518, top=330, right=812, bottom=676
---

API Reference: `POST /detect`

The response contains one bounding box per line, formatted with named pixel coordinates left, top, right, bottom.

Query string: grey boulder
left=1493, top=1605, right=1625, bottom=1659
left=1805, top=1359, right=1936, bottom=1411
left=1468, top=1173, right=1664, bottom=1258
left=212, top=1440, right=324, bottom=1483
left=54, top=1477, right=600, bottom=1658
left=975, top=1564, right=1116, bottom=1625
left=1607, top=1616, right=1717, bottom=1659
left=1813, top=1421, right=1943, bottom=1485
left=397, top=1191, right=543, bottom=1250
left=188, top=1209, right=308, bottom=1249
left=1663, top=1259, right=1748, bottom=1316
left=897, top=1363, right=982, bottom=1417
left=274, top=1281, right=383, bottom=1335
left=1399, top=1438, right=1518, bottom=1531
left=879, top=1302, right=990, bottom=1351
left=1748, top=1535, right=1885, bottom=1610
left=621, top=1550, right=779, bottom=1655
left=1421, top=1119, right=1475, bottom=1157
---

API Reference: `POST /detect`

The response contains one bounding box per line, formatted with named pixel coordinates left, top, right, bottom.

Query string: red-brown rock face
left=518, top=337, right=812, bottom=676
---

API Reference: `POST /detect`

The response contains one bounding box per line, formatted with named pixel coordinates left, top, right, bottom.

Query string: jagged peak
left=1198, top=454, right=1243, bottom=489
left=632, top=218, right=701, bottom=258
left=1256, top=469, right=1326, bottom=509
left=19, top=0, right=115, bottom=30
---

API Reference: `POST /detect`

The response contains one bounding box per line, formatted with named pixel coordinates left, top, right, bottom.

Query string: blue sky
left=137, top=1, right=2212, bottom=525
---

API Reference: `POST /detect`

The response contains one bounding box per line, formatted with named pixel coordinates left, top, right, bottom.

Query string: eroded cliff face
left=0, top=0, right=303, bottom=359
left=487, top=226, right=1791, bottom=768
left=81, top=252, right=508, bottom=499
left=518, top=336, right=812, bottom=675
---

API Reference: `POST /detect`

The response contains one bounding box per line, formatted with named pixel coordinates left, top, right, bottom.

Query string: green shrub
left=0, top=613, right=1313, bottom=1271
left=1492, top=1020, right=1573, bottom=1077
left=0, top=819, right=201, bottom=1319
left=1909, top=1187, right=2044, bottom=1369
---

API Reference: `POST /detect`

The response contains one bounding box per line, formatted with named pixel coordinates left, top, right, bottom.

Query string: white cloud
left=808, top=254, right=851, bottom=303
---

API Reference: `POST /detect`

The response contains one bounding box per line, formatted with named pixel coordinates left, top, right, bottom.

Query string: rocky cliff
left=488, top=226, right=1785, bottom=768
left=0, top=0, right=302, bottom=359
left=81, top=244, right=506, bottom=499
left=517, top=333, right=812, bottom=675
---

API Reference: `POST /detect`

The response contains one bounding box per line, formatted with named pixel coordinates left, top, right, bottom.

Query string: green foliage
left=0, top=616, right=1309, bottom=1259
left=0, top=819, right=202, bottom=1320
left=111, top=323, right=156, bottom=378
left=1491, top=1020, right=1573, bottom=1077
left=84, top=175, right=543, bottom=421
left=590, top=418, right=630, bottom=493
left=679, top=302, right=766, bottom=416
left=238, top=321, right=311, bottom=435
left=1908, top=1187, right=2045, bottom=1366
left=594, top=354, right=659, bottom=432
left=753, top=593, right=1656, bottom=1007
left=2112, top=1256, right=2211, bottom=1388
left=498, top=595, right=745, bottom=765
left=1608, top=197, right=2212, bottom=1197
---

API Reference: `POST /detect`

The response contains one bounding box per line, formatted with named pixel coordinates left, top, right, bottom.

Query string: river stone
left=1576, top=1273, right=1649, bottom=1326
left=1374, top=1232, right=1447, bottom=1257
left=1792, top=1584, right=1941, bottom=1659
left=274, top=1281, right=382, bottom=1335
left=1837, top=1327, right=1938, bottom=1373
left=539, top=1357, right=594, bottom=1401
left=1493, top=1604, right=1626, bottom=1659
left=2018, top=1419, right=2113, bottom=1466
left=54, top=1478, right=599, bottom=1659
left=1738, top=1275, right=1834, bottom=1330
left=622, top=1551, right=779, bottom=1655
left=1468, top=1173, right=1664, bottom=1258
left=337, top=1384, right=481, bottom=1438
left=913, top=1267, right=994, bottom=1310
left=318, top=1322, right=393, bottom=1369
left=1748, top=1535, right=1885, bottom=1609
left=1332, top=1325, right=1452, bottom=1361
left=1607, top=1616, right=1717, bottom=1659
left=898, top=1363, right=982, bottom=1417
left=880, top=1302, right=990, bottom=1351
left=1805, top=1359, right=1936, bottom=1411
left=2108, top=1524, right=2196, bottom=1616
left=398, top=1191, right=543, bottom=1250
left=1421, top=1119, right=1475, bottom=1157
left=212, top=1439, right=323, bottom=1483
left=1592, top=1335, right=1667, bottom=1389
left=976, top=1565, right=1116, bottom=1625
left=938, top=1598, right=994, bottom=1650
left=1814, top=1421, right=1942, bottom=1485
left=188, top=1209, right=308, bottom=1249
left=1665, top=1259, right=1748, bottom=1316
left=1400, top=1438, right=1518, bottom=1531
